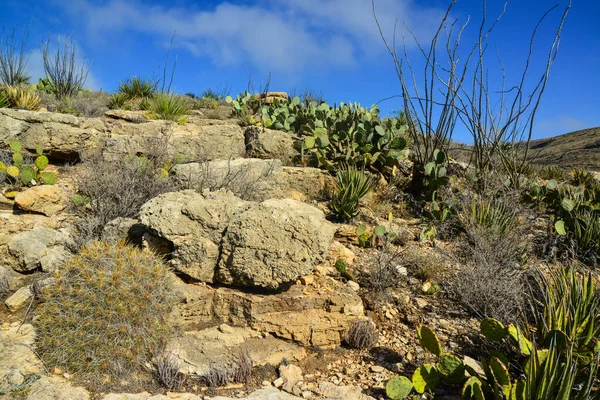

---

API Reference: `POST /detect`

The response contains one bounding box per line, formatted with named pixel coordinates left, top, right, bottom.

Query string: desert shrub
left=459, top=197, right=516, bottom=236
left=401, top=246, right=445, bottom=282
left=345, top=318, right=379, bottom=350
left=366, top=244, right=404, bottom=293
left=0, top=25, right=30, bottom=86
left=452, top=212, right=527, bottom=323
left=329, top=166, right=372, bottom=221
left=39, top=90, right=110, bottom=117
left=3, top=85, right=40, bottom=110
left=176, top=159, right=277, bottom=202
left=35, top=241, right=177, bottom=386
left=538, top=165, right=567, bottom=181
left=41, top=36, right=90, bottom=100
left=154, top=350, right=184, bottom=391
left=72, top=143, right=176, bottom=243
left=150, top=93, right=189, bottom=123
left=231, top=346, right=253, bottom=384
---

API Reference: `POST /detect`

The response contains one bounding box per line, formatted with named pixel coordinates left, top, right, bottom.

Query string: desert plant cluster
left=1, top=1, right=599, bottom=399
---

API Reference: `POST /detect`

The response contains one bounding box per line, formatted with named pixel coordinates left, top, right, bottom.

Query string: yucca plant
left=329, top=165, right=371, bottom=221
left=107, top=92, right=130, bottom=109
left=118, top=76, right=156, bottom=100
left=0, top=87, right=7, bottom=108
left=149, top=93, right=189, bottom=124
left=539, top=165, right=568, bottom=182
left=461, top=197, right=516, bottom=235
left=571, top=169, right=598, bottom=190
left=4, top=84, right=40, bottom=110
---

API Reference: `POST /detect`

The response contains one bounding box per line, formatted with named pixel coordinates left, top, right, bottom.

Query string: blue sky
left=2, top=0, right=598, bottom=142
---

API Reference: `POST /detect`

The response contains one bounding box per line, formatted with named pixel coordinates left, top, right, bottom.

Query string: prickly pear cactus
left=40, top=172, right=57, bottom=185
left=0, top=161, right=5, bottom=173
left=20, top=165, right=36, bottom=185
left=35, top=155, right=49, bottom=171
left=9, top=140, right=21, bottom=153
left=417, top=326, right=442, bottom=356
left=6, top=165, right=19, bottom=179
left=438, top=354, right=465, bottom=384
left=489, top=357, right=511, bottom=397
left=462, top=376, right=485, bottom=400
left=385, top=376, right=413, bottom=400
left=412, top=364, right=440, bottom=394
left=480, top=318, right=507, bottom=342
left=12, top=152, right=23, bottom=167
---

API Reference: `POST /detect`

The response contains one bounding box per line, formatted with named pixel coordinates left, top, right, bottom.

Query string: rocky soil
left=0, top=106, right=476, bottom=400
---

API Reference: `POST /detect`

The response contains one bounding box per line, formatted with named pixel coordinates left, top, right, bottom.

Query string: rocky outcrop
left=0, top=108, right=106, bottom=160
left=8, top=226, right=73, bottom=273
left=167, top=325, right=306, bottom=376
left=175, top=275, right=364, bottom=347
left=0, top=324, right=42, bottom=395
left=281, top=167, right=335, bottom=200
left=217, top=199, right=336, bottom=289
left=0, top=109, right=245, bottom=163
left=245, top=127, right=296, bottom=164
left=140, top=191, right=335, bottom=289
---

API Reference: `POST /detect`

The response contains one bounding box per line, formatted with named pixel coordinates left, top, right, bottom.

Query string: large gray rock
left=217, top=199, right=336, bottom=290
left=0, top=324, right=43, bottom=395
left=8, top=227, right=74, bottom=273
left=25, top=376, right=90, bottom=400
left=140, top=190, right=250, bottom=282
left=244, top=127, right=296, bottom=164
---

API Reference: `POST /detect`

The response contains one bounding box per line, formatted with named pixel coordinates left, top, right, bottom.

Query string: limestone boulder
left=140, top=190, right=250, bottom=282
left=0, top=324, right=42, bottom=395
left=14, top=185, right=69, bottom=216
left=8, top=227, right=74, bottom=273
left=217, top=198, right=336, bottom=290
left=244, top=127, right=296, bottom=164
left=281, top=167, right=335, bottom=200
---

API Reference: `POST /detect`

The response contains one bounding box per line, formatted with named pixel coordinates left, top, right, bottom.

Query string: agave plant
left=149, top=93, right=189, bottom=124
left=118, top=77, right=156, bottom=100
left=4, top=85, right=41, bottom=110
left=329, top=165, right=371, bottom=221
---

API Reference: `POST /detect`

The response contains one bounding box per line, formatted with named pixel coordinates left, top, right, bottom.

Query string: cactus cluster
left=386, top=309, right=600, bottom=399
left=525, top=176, right=600, bottom=259
left=0, top=140, right=56, bottom=188
left=355, top=224, right=398, bottom=248
left=227, top=93, right=410, bottom=176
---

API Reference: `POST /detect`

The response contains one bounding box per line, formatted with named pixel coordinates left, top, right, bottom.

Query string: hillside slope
left=528, top=127, right=600, bottom=171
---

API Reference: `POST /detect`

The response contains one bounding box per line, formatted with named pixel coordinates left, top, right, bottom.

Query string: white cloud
left=58, top=0, right=448, bottom=73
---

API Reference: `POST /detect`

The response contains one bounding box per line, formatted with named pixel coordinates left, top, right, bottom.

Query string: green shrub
left=107, top=92, right=129, bottom=110
left=460, top=197, right=516, bottom=236
left=35, top=241, right=177, bottom=386
left=329, top=166, right=371, bottom=221
left=150, top=93, right=189, bottom=123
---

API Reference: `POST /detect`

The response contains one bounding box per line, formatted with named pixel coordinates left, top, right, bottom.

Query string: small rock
left=346, top=281, right=360, bottom=292
left=279, top=364, right=303, bottom=393
left=5, top=286, right=32, bottom=312
left=261, top=380, right=271, bottom=386
left=300, top=275, right=314, bottom=286
left=14, top=185, right=68, bottom=216
left=301, top=391, right=312, bottom=398
left=273, top=378, right=284, bottom=388
left=370, top=365, right=385, bottom=373
left=414, top=298, right=429, bottom=309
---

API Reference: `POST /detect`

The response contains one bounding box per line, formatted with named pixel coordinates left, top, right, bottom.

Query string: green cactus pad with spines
left=156, top=167, right=169, bottom=179
left=438, top=354, right=465, bottom=384
left=462, top=376, right=485, bottom=400
left=6, top=165, right=19, bottom=178
left=412, top=364, right=439, bottom=394
left=385, top=376, right=413, bottom=400
left=12, top=152, right=23, bottom=166
left=417, top=326, right=442, bottom=356
left=4, top=191, right=18, bottom=199
left=489, top=357, right=511, bottom=397
left=20, top=166, right=36, bottom=185
left=507, top=324, right=532, bottom=356
left=40, top=171, right=57, bottom=185
left=510, top=379, right=526, bottom=400
left=480, top=318, right=507, bottom=342
left=35, top=155, right=49, bottom=171
left=35, top=146, right=43, bottom=156
left=0, top=161, right=5, bottom=173
left=9, top=140, right=21, bottom=153
left=72, top=194, right=90, bottom=207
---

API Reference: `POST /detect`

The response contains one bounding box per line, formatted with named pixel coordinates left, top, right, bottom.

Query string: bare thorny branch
left=373, top=0, right=571, bottom=190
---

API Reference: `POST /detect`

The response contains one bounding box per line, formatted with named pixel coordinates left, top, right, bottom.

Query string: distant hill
left=527, top=127, right=600, bottom=171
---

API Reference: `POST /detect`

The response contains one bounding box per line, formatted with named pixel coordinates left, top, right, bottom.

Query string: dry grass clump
left=366, top=245, right=404, bottom=293
left=154, top=350, right=185, bottom=391
left=344, top=318, right=379, bottom=350
left=34, top=241, right=177, bottom=387
left=450, top=199, right=528, bottom=323
left=401, top=246, right=445, bottom=282
left=203, top=345, right=253, bottom=388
